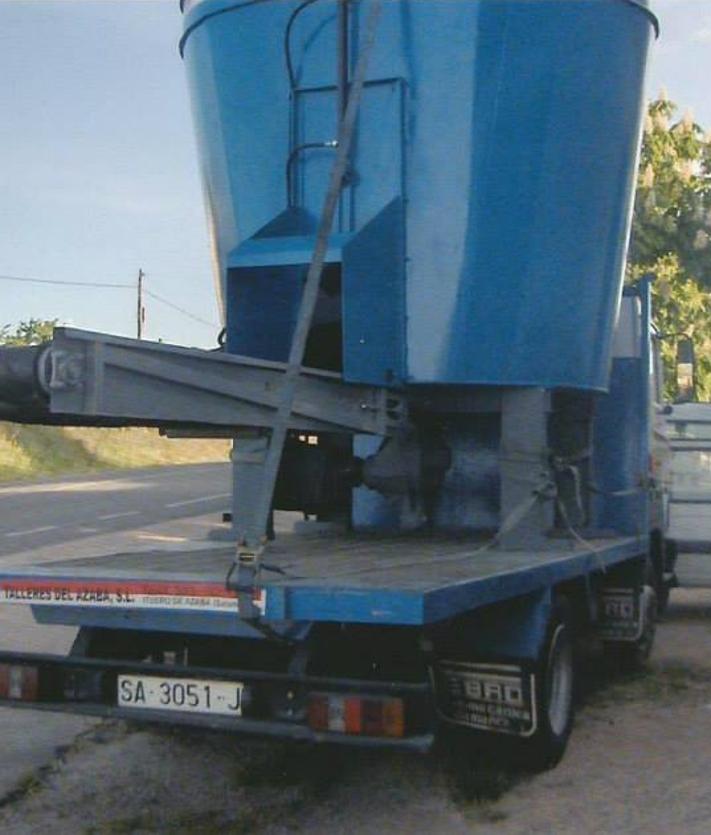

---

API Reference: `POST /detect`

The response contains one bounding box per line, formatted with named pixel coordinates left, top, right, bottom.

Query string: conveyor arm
left=0, top=327, right=404, bottom=437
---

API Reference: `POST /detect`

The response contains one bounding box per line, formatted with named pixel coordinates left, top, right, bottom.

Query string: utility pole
left=137, top=269, right=146, bottom=339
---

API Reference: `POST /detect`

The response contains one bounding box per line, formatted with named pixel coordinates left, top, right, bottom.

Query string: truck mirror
left=676, top=337, right=696, bottom=403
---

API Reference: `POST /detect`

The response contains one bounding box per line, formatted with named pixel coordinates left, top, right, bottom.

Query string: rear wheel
left=520, top=602, right=575, bottom=770
left=437, top=599, right=576, bottom=772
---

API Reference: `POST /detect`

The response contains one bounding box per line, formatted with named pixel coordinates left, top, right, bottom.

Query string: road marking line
left=165, top=493, right=230, bottom=509
left=97, top=511, right=142, bottom=521
left=0, top=480, right=145, bottom=496
left=136, top=533, right=189, bottom=543
left=4, top=525, right=57, bottom=538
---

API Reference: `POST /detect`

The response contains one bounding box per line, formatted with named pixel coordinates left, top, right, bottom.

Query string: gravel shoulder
left=3, top=589, right=711, bottom=834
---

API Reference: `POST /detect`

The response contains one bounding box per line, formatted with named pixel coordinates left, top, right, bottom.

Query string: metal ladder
left=227, top=0, right=384, bottom=615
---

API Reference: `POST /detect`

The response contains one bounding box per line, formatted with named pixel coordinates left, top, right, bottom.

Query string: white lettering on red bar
left=0, top=582, right=266, bottom=615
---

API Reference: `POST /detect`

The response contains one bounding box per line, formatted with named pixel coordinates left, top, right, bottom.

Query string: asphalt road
left=0, top=462, right=232, bottom=800
left=0, top=463, right=231, bottom=558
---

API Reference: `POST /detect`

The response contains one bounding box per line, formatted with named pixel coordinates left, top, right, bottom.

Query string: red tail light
left=308, top=693, right=404, bottom=738
left=0, top=664, right=39, bottom=701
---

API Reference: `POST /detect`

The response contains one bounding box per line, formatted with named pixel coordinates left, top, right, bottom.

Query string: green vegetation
left=0, top=424, right=229, bottom=482
left=629, top=95, right=711, bottom=400
left=0, top=318, right=57, bottom=346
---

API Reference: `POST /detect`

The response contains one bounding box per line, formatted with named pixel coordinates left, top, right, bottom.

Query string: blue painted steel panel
left=31, top=605, right=265, bottom=638
left=293, top=78, right=406, bottom=232
left=433, top=415, right=500, bottom=531
left=420, top=539, right=646, bottom=624
left=343, top=198, right=405, bottom=384
left=591, top=359, right=645, bottom=534
left=229, top=235, right=348, bottom=269
left=591, top=282, right=652, bottom=535
left=269, top=536, right=644, bottom=626
left=182, top=0, right=655, bottom=390
left=226, top=264, right=305, bottom=360
left=31, top=603, right=312, bottom=641
left=353, top=415, right=500, bottom=533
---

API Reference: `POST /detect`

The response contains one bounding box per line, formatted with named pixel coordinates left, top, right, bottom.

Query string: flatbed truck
left=0, top=0, right=681, bottom=767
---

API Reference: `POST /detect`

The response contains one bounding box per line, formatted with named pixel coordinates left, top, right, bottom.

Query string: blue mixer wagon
left=0, top=0, right=680, bottom=767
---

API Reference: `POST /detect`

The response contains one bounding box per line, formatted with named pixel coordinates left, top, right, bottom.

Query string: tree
left=630, top=95, right=711, bottom=286
left=628, top=95, right=711, bottom=400
left=0, top=318, right=58, bottom=346
left=628, top=255, right=711, bottom=401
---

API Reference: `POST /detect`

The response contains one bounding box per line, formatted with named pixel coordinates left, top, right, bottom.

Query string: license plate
left=117, top=674, right=243, bottom=717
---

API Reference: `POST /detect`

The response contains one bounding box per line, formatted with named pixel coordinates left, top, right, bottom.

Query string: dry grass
left=0, top=423, right=229, bottom=482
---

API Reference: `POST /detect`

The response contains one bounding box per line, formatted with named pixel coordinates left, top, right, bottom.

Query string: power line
left=0, top=274, right=132, bottom=289
left=137, top=268, right=146, bottom=340
left=143, top=289, right=218, bottom=330
left=2, top=272, right=219, bottom=331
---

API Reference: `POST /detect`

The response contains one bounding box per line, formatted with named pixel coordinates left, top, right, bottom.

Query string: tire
left=658, top=538, right=679, bottom=616
left=656, top=577, right=670, bottom=618
left=603, top=585, right=657, bottom=671
left=650, top=532, right=675, bottom=618
left=520, top=602, right=576, bottom=771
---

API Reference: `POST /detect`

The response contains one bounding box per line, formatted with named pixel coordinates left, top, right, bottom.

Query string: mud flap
left=595, top=587, right=645, bottom=642
left=434, top=661, right=537, bottom=738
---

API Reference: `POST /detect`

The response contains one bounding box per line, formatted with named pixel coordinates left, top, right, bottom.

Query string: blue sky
left=0, top=0, right=707, bottom=347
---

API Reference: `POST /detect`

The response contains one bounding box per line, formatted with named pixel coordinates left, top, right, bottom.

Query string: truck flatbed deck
left=0, top=532, right=644, bottom=634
